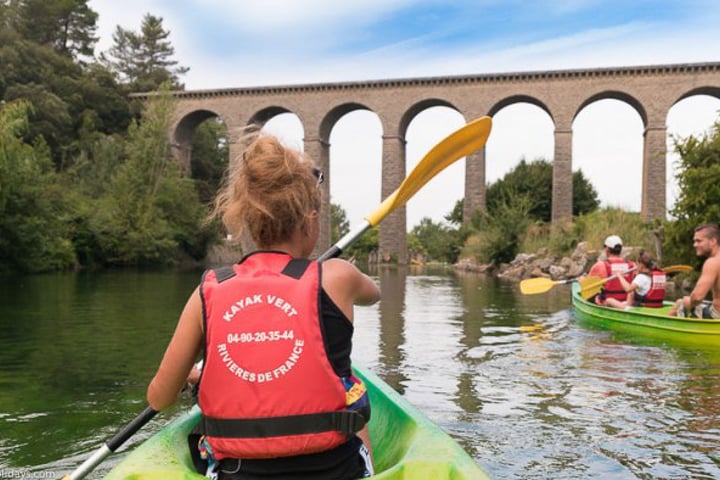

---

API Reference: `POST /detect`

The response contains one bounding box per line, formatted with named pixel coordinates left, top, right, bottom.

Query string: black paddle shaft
left=107, top=407, right=158, bottom=451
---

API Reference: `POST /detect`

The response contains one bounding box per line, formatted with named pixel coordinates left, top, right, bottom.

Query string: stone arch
left=171, top=109, right=221, bottom=172
left=488, top=94, right=553, bottom=122
left=675, top=85, right=720, bottom=103
left=248, top=106, right=296, bottom=129
left=319, top=102, right=374, bottom=141
left=398, top=98, right=459, bottom=138
left=575, top=90, right=647, bottom=127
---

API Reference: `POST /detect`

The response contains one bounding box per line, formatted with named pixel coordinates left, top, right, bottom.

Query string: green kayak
left=572, top=283, right=720, bottom=345
left=103, top=365, right=490, bottom=479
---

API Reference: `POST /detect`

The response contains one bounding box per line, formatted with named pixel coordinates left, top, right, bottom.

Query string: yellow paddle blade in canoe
left=662, top=264, right=693, bottom=274
left=519, top=277, right=574, bottom=295
left=578, top=276, right=608, bottom=300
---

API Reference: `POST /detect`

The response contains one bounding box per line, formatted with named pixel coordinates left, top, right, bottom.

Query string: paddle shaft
left=62, top=407, right=158, bottom=480
left=62, top=116, right=492, bottom=479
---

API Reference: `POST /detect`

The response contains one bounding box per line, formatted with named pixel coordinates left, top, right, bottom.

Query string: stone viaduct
left=156, top=61, right=720, bottom=263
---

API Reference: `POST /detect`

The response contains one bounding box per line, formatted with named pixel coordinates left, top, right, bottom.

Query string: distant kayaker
left=147, top=133, right=380, bottom=480
left=586, top=235, right=637, bottom=305
left=669, top=223, right=720, bottom=318
left=604, top=250, right=666, bottom=309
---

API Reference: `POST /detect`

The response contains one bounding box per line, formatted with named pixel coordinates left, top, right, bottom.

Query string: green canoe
left=571, top=283, right=720, bottom=345
left=103, top=365, right=490, bottom=480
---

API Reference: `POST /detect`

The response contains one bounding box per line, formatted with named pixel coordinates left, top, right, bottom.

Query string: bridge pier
left=642, top=123, right=667, bottom=221
left=380, top=135, right=407, bottom=264
left=552, top=128, right=573, bottom=223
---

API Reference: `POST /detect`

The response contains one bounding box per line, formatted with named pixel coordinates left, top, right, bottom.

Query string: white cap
left=604, top=235, right=623, bottom=248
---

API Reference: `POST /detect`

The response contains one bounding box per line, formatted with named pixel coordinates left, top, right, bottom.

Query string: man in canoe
left=586, top=235, right=637, bottom=305
left=669, top=223, right=720, bottom=318
left=147, top=133, right=380, bottom=479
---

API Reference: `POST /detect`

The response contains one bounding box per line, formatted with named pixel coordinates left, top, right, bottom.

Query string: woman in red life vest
left=147, top=133, right=380, bottom=480
left=586, top=235, right=636, bottom=305
left=605, top=250, right=666, bottom=309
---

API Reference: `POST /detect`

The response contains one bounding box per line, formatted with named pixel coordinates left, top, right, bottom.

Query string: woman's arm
left=321, top=258, right=380, bottom=321
left=147, top=287, right=204, bottom=410
left=617, top=273, right=638, bottom=293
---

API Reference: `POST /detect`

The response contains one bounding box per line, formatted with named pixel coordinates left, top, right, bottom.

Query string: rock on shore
left=455, top=241, right=639, bottom=283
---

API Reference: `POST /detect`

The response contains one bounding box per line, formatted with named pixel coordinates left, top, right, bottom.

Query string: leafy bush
left=665, top=120, right=720, bottom=266
left=463, top=195, right=532, bottom=264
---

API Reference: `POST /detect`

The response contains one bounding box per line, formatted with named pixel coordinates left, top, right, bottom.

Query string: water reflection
left=3, top=269, right=720, bottom=479
left=376, top=267, right=408, bottom=393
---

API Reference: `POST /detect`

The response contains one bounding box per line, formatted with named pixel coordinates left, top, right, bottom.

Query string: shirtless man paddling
left=669, top=223, right=720, bottom=318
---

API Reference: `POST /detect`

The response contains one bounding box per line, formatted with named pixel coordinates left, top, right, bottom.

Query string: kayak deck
left=103, top=365, right=490, bottom=479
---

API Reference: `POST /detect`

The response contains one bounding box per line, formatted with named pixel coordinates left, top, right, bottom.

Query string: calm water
left=2, top=268, right=720, bottom=479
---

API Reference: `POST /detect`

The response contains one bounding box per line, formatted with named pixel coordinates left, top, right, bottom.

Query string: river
left=1, top=268, right=719, bottom=479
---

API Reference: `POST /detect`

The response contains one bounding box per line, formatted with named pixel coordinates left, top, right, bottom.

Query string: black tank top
left=319, top=288, right=354, bottom=377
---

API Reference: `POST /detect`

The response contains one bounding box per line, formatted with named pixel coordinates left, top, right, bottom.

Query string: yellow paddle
left=61, top=115, right=493, bottom=480
left=319, top=115, right=492, bottom=261
left=519, top=277, right=577, bottom=295
left=661, top=264, right=693, bottom=274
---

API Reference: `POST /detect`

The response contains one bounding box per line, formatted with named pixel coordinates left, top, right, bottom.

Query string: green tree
left=346, top=227, right=379, bottom=261
left=191, top=119, right=229, bottom=205
left=469, top=196, right=533, bottom=264
left=0, top=100, right=76, bottom=272
left=665, top=119, right=720, bottom=265
left=0, top=16, right=129, bottom=165
left=409, top=217, right=458, bottom=263
left=486, top=158, right=599, bottom=222
left=88, top=86, right=209, bottom=265
left=445, top=199, right=464, bottom=225
left=330, top=202, right=350, bottom=245
left=101, top=13, right=188, bottom=91
left=572, top=168, right=600, bottom=216
left=13, top=0, right=99, bottom=60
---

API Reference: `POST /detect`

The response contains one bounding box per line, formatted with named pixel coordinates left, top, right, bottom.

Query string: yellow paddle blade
left=579, top=276, right=607, bottom=300
left=365, top=116, right=492, bottom=227
left=663, top=264, right=693, bottom=274
left=519, top=277, right=558, bottom=295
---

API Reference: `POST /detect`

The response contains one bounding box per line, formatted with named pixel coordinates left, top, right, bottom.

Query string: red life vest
left=634, top=270, right=666, bottom=307
left=603, top=258, right=635, bottom=301
left=196, top=252, right=363, bottom=460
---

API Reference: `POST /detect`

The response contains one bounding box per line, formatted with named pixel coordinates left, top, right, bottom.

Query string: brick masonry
left=139, top=62, right=720, bottom=263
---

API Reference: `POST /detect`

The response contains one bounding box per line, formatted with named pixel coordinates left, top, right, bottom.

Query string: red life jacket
left=634, top=269, right=666, bottom=307
left=603, top=258, right=635, bottom=301
left=196, top=252, right=364, bottom=460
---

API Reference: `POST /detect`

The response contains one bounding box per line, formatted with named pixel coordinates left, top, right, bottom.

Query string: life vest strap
left=196, top=410, right=367, bottom=438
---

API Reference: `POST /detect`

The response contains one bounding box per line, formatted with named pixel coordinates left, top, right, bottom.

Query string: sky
left=88, top=0, right=720, bottom=230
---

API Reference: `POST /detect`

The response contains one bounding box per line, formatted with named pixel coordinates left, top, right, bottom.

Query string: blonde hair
left=211, top=133, right=321, bottom=248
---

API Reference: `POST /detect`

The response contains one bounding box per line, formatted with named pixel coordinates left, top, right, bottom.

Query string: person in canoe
left=669, top=223, right=720, bottom=318
left=586, top=235, right=637, bottom=305
left=604, top=250, right=666, bottom=309
left=147, top=133, right=381, bottom=480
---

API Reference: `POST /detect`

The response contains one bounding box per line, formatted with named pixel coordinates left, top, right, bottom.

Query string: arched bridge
left=147, top=62, right=720, bottom=263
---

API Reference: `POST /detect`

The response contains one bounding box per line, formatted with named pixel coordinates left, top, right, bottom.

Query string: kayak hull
left=103, top=365, right=490, bottom=479
left=571, top=283, right=720, bottom=345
